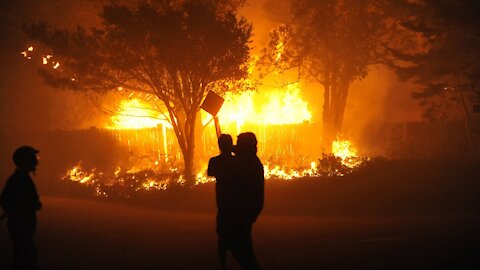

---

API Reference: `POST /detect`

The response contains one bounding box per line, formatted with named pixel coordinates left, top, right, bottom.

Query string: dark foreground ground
left=1, top=158, right=479, bottom=269
left=1, top=197, right=479, bottom=270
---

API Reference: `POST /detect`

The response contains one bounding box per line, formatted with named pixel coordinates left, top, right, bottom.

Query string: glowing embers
left=142, top=178, right=169, bottom=191
left=21, top=46, right=34, bottom=59
left=64, top=162, right=96, bottom=184
left=264, top=161, right=318, bottom=180
left=61, top=161, right=192, bottom=197
left=21, top=45, right=62, bottom=70
left=264, top=139, right=364, bottom=179
left=62, top=143, right=366, bottom=197
left=106, top=98, right=171, bottom=130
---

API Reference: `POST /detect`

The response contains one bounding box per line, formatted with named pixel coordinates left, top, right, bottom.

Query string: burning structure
left=16, top=1, right=369, bottom=198
left=60, top=82, right=364, bottom=197
left=17, top=0, right=479, bottom=199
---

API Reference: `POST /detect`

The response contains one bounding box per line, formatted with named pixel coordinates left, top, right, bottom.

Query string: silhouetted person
left=233, top=132, right=264, bottom=270
left=208, top=134, right=238, bottom=270
left=0, top=146, right=42, bottom=270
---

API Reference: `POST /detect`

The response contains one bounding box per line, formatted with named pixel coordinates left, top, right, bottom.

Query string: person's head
left=236, top=132, right=257, bottom=156
left=218, top=134, right=233, bottom=154
left=13, top=146, right=39, bottom=173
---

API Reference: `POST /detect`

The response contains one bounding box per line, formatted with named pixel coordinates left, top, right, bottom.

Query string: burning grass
left=61, top=143, right=368, bottom=198
left=63, top=163, right=180, bottom=198
left=59, top=157, right=480, bottom=217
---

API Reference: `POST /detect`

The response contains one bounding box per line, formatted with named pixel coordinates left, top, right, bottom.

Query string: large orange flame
left=213, top=82, right=312, bottom=134
left=106, top=98, right=170, bottom=130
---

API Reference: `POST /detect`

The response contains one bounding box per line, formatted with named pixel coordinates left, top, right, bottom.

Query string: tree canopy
left=265, top=0, right=388, bottom=150
left=387, top=0, right=480, bottom=149
left=24, top=0, right=252, bottom=182
left=388, top=0, right=480, bottom=97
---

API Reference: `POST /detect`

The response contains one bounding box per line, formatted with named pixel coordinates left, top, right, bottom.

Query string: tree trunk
left=182, top=111, right=197, bottom=185
left=321, top=70, right=334, bottom=152
left=322, top=118, right=335, bottom=153
left=182, top=141, right=195, bottom=185
left=322, top=99, right=337, bottom=152
left=169, top=107, right=197, bottom=186
left=321, top=75, right=351, bottom=153
left=334, top=81, right=350, bottom=133
left=456, top=87, right=474, bottom=154
left=194, top=112, right=205, bottom=169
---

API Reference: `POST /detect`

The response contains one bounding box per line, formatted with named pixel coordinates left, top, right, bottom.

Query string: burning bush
left=61, top=137, right=367, bottom=198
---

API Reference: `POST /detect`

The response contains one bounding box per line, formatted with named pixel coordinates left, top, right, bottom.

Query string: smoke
left=0, top=0, right=109, bottom=133
left=0, top=0, right=423, bottom=157
left=246, top=0, right=422, bottom=156
left=344, top=66, right=421, bottom=156
left=0, top=56, right=109, bottom=132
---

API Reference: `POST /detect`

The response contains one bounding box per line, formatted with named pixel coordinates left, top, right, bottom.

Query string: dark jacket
left=237, top=155, right=264, bottom=223
left=208, top=153, right=238, bottom=212
left=0, top=169, right=41, bottom=232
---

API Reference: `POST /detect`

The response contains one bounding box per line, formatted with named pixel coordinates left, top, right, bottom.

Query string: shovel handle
left=214, top=116, right=222, bottom=138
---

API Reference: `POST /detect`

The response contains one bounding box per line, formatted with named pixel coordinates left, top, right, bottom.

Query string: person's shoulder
left=6, top=171, right=21, bottom=183
left=208, top=155, right=223, bottom=170
left=2, top=172, right=19, bottom=191
left=209, top=155, right=221, bottom=163
left=214, top=154, right=236, bottom=161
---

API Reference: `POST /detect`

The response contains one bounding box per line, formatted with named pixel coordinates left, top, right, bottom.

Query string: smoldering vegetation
left=104, top=158, right=480, bottom=216
left=1, top=128, right=478, bottom=217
